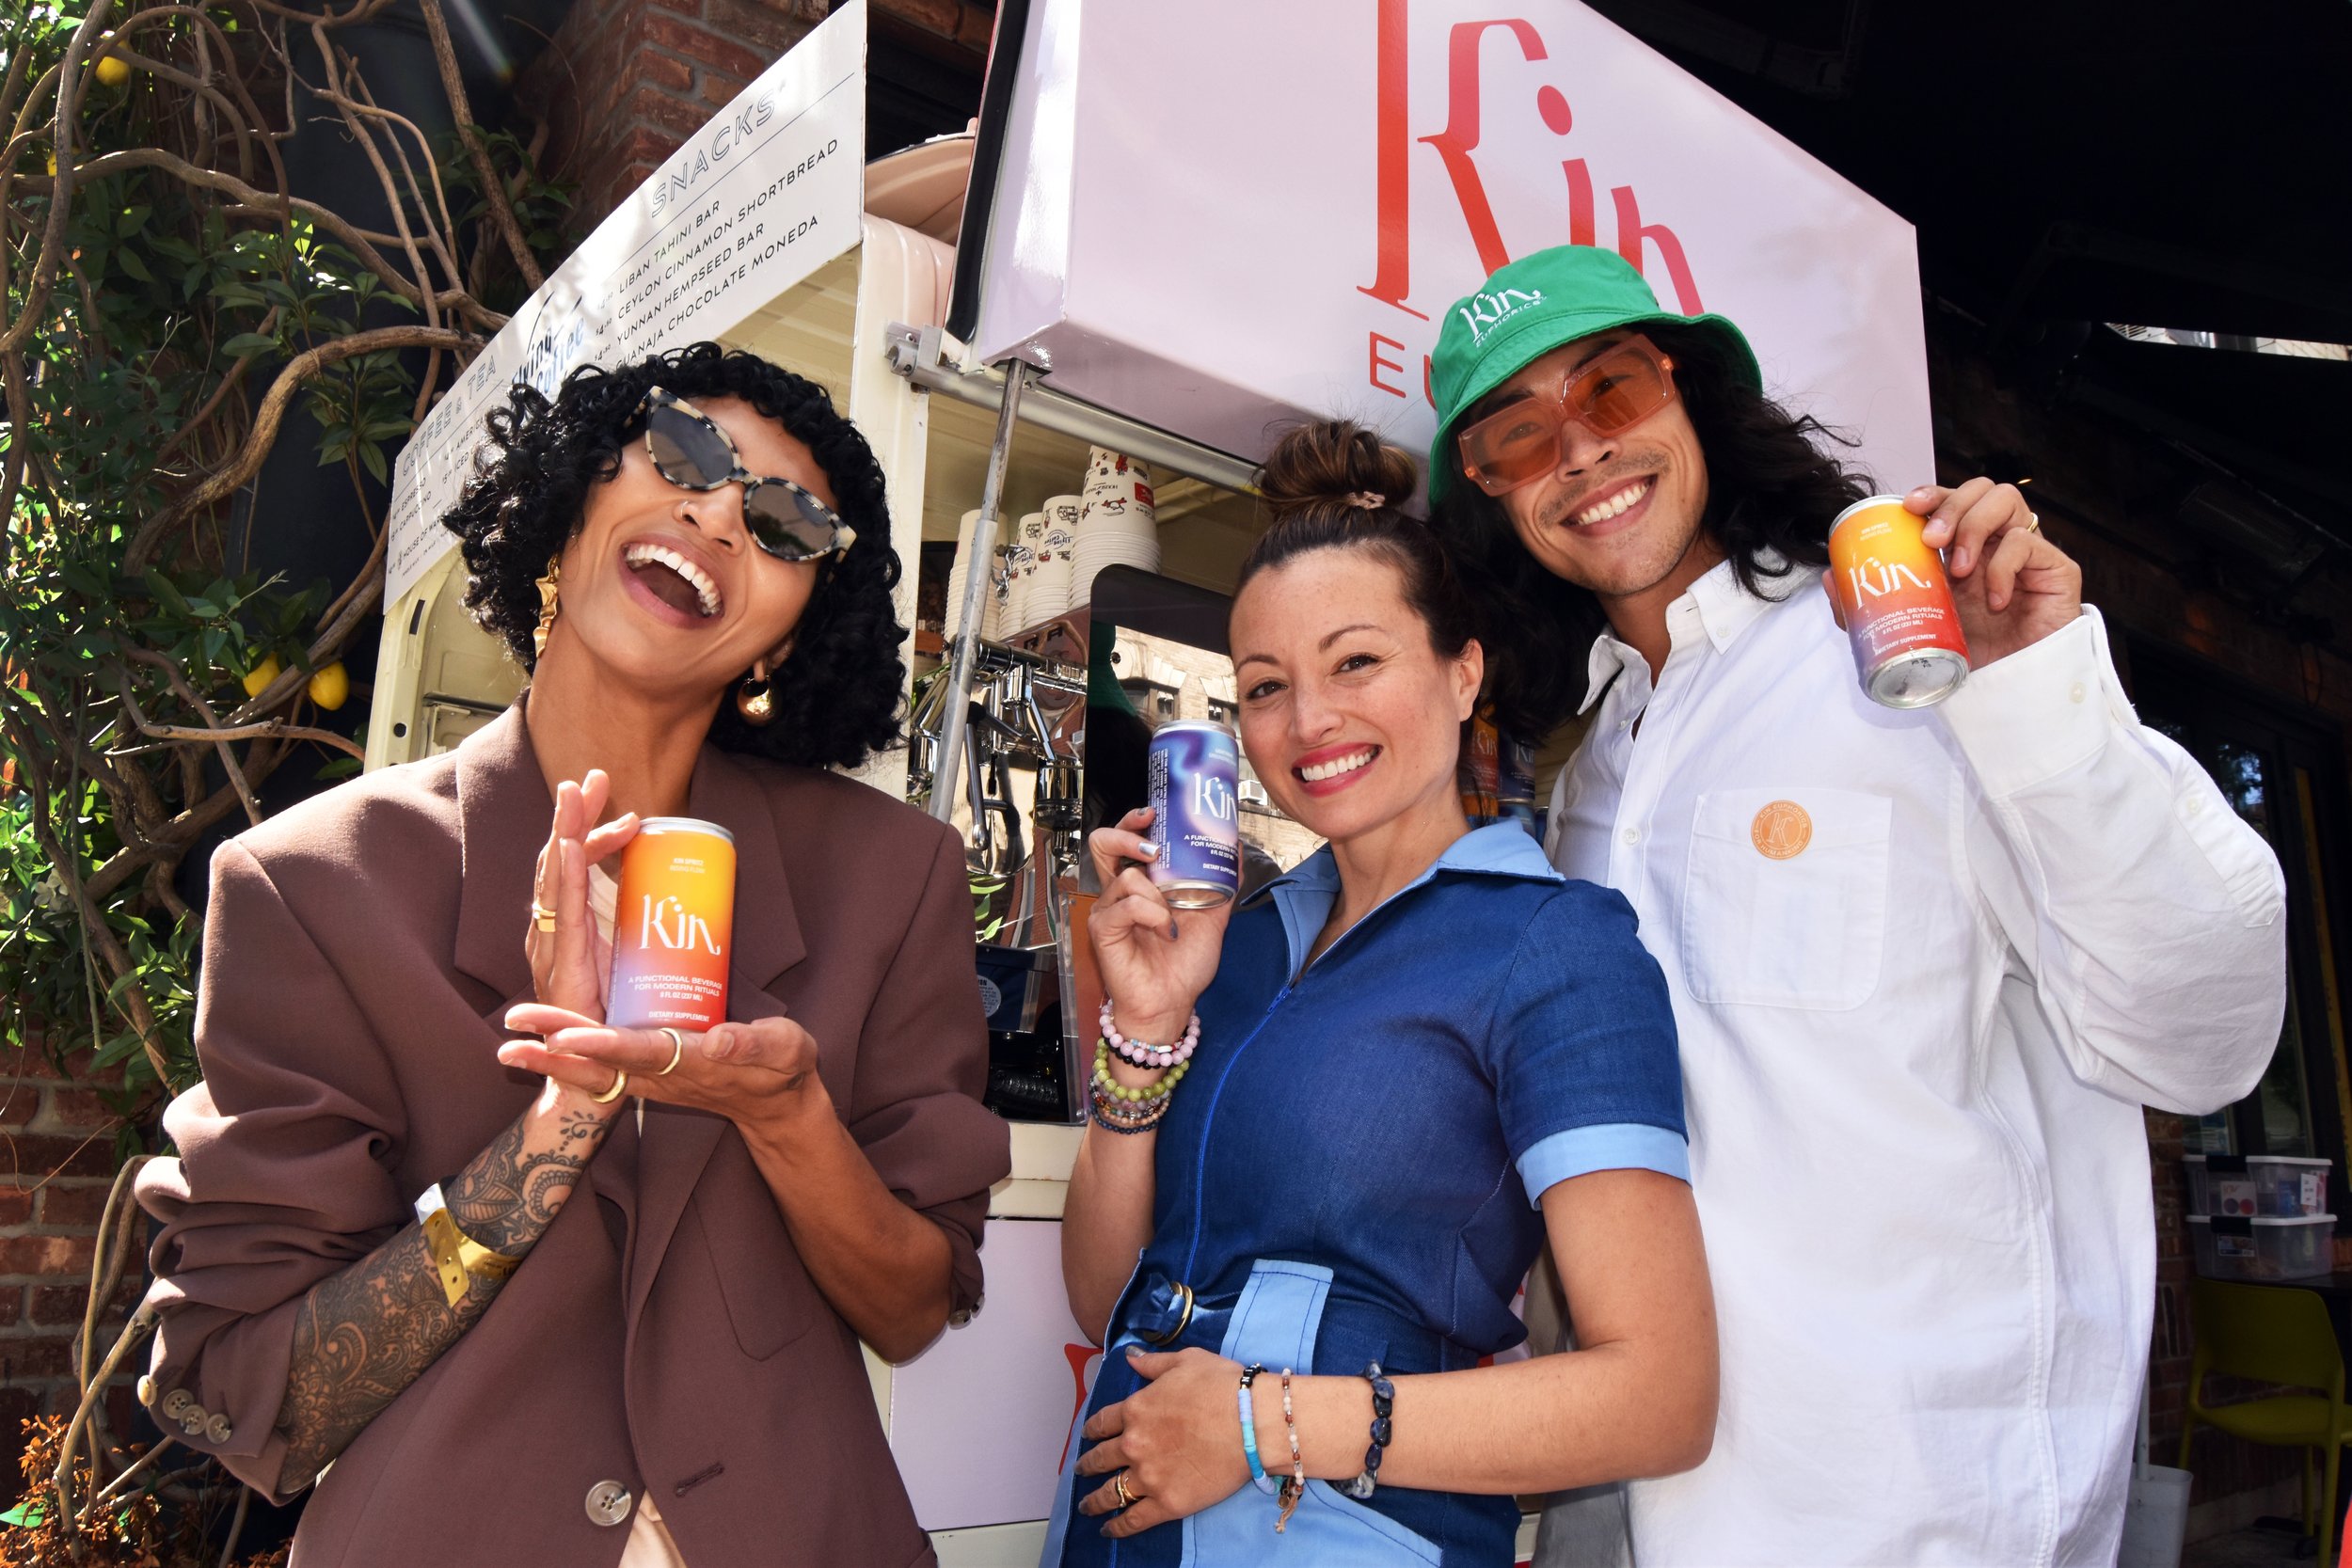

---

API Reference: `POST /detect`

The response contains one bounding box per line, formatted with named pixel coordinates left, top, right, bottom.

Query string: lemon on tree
left=241, top=655, right=282, bottom=699
left=94, top=52, right=130, bottom=87
left=307, top=661, right=350, bottom=711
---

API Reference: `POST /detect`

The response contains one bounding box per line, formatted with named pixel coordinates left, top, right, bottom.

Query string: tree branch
left=117, top=714, right=365, bottom=762
left=117, top=658, right=262, bottom=826
left=125, top=324, right=474, bottom=573
left=15, top=150, right=421, bottom=309
left=81, top=782, right=255, bottom=904
left=0, top=710, right=171, bottom=1085
left=421, top=0, right=544, bottom=289
left=152, top=307, right=278, bottom=467
left=310, top=26, right=440, bottom=336
left=345, top=71, right=464, bottom=293
left=0, top=0, right=114, bottom=356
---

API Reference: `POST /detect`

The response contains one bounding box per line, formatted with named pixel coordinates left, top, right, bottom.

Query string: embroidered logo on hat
left=1453, top=286, right=1545, bottom=346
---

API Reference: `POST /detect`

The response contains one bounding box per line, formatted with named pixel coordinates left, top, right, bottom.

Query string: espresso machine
left=910, top=633, right=1089, bottom=1122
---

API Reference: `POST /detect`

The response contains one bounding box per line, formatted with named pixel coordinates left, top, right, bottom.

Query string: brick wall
left=0, top=1024, right=142, bottom=1480
left=517, top=0, right=992, bottom=238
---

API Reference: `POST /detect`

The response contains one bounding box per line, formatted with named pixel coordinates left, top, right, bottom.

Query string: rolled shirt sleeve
left=1486, top=881, right=1689, bottom=1206
left=843, top=823, right=1011, bottom=1321
left=135, top=839, right=410, bottom=1503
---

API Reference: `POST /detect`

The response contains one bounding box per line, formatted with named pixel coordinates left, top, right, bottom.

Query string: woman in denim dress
left=1044, top=423, right=1718, bottom=1568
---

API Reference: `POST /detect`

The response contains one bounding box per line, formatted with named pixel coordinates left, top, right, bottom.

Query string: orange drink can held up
left=607, top=816, right=736, bottom=1031
left=1827, top=496, right=1972, bottom=708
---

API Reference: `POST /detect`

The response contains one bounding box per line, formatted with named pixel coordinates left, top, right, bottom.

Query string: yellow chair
left=2178, top=1277, right=2352, bottom=1563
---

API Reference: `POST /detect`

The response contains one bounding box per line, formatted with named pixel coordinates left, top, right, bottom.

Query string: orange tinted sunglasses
left=1456, top=336, right=1679, bottom=498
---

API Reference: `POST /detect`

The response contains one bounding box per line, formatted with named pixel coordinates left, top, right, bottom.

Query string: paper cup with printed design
left=997, top=511, right=1044, bottom=631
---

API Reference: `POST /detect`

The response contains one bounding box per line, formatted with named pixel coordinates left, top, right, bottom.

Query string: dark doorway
left=2133, top=644, right=2352, bottom=1192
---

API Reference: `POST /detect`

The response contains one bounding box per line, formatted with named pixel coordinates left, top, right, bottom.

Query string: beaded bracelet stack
left=1099, top=998, right=1200, bottom=1067
left=1087, top=999, right=1200, bottom=1135
left=1236, top=1364, right=1279, bottom=1496
left=1345, top=1361, right=1396, bottom=1498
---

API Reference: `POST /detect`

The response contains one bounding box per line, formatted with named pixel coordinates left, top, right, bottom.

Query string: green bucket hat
left=1426, top=245, right=1759, bottom=503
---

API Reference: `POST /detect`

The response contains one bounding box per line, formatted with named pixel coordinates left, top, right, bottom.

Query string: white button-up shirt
left=1539, top=562, right=2286, bottom=1566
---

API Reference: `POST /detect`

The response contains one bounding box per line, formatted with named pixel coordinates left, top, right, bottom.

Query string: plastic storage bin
left=2186, top=1212, right=2336, bottom=1281
left=2184, top=1154, right=2331, bottom=1218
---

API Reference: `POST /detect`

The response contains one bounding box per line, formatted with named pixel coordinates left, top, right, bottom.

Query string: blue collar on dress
left=1244, top=821, right=1564, bottom=981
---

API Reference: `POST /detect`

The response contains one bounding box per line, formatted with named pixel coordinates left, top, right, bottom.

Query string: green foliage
left=971, top=872, right=1008, bottom=944
left=0, top=0, right=567, bottom=1113
left=0, top=0, right=577, bottom=1541
left=439, top=125, right=576, bottom=312
left=2, top=38, right=407, bottom=1095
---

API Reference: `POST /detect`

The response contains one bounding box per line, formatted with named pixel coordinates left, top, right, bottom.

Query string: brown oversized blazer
left=135, top=700, right=1009, bottom=1566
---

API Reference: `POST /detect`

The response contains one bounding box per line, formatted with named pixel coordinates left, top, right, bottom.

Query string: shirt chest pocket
left=1679, top=787, right=1893, bottom=1010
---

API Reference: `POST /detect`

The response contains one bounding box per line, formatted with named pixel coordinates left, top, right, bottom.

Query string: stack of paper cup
left=1000, top=510, right=1047, bottom=633
left=1073, top=448, right=1158, bottom=605
left=1030, top=495, right=1081, bottom=622
left=982, top=551, right=1009, bottom=641
left=946, top=510, right=1002, bottom=641
left=945, top=515, right=977, bottom=640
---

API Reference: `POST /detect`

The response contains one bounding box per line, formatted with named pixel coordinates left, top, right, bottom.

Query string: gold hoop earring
left=532, top=557, right=562, bottom=660
left=737, top=657, right=775, bottom=725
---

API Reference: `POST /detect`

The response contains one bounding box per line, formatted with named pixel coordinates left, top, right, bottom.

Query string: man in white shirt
left=1427, top=244, right=2289, bottom=1566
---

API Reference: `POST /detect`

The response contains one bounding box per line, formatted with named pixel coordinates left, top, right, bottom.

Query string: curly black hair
left=440, top=341, right=905, bottom=771
left=1436, top=321, right=1875, bottom=739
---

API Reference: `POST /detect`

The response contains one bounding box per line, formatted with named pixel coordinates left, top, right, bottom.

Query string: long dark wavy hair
left=441, top=341, right=905, bottom=771
left=1437, top=321, right=1873, bottom=739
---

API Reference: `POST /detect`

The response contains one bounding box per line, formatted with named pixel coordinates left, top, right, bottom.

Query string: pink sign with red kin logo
left=972, top=0, right=1931, bottom=490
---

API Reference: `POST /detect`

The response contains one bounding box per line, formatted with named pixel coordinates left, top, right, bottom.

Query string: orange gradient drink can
left=1827, top=496, right=1971, bottom=708
left=607, top=816, right=735, bottom=1031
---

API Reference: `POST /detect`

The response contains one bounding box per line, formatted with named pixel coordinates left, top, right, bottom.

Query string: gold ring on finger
left=532, top=902, right=558, bottom=932
left=590, top=1067, right=628, bottom=1104
left=1112, top=1471, right=1136, bottom=1509
left=656, top=1027, right=686, bottom=1076
left=2026, top=511, right=2042, bottom=532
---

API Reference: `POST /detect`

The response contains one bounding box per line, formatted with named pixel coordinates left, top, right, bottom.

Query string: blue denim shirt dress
left=1043, top=823, right=1686, bottom=1568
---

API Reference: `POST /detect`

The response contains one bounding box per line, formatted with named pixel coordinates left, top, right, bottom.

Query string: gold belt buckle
left=1136, top=1280, right=1195, bottom=1346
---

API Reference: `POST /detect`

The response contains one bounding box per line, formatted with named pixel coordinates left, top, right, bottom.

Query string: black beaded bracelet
left=1344, top=1361, right=1395, bottom=1499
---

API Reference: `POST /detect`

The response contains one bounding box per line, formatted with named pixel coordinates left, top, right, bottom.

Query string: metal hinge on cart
left=882, top=324, right=1260, bottom=494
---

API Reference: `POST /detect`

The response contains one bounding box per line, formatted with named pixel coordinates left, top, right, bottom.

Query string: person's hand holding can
left=1909, top=478, right=2083, bottom=668
left=1088, top=807, right=1230, bottom=1049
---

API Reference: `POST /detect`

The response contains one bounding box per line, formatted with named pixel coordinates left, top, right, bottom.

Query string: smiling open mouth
left=1296, top=745, right=1378, bottom=784
left=1571, top=478, right=1651, bottom=527
left=624, top=542, right=723, bottom=618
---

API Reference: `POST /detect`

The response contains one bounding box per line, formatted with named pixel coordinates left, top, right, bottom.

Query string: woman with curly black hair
left=136, top=342, right=1009, bottom=1567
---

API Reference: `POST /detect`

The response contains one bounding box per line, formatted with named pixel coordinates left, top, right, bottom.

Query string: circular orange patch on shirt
left=1750, top=800, right=1813, bottom=860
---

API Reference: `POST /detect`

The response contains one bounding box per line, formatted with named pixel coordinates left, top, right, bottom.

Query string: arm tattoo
left=273, top=1105, right=612, bottom=1488
left=443, top=1107, right=608, bottom=1255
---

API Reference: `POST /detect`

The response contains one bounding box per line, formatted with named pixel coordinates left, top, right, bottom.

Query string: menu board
left=384, top=0, right=867, bottom=602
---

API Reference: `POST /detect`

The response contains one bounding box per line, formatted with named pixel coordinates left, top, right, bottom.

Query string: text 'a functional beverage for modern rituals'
left=1146, top=720, right=1241, bottom=909
left=1827, top=495, right=1971, bottom=708
left=609, top=816, right=737, bottom=1030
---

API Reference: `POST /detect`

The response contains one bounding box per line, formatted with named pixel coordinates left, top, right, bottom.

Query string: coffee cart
left=368, top=1, right=1932, bottom=1560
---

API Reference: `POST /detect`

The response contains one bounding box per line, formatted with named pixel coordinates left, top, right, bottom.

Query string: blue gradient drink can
left=1146, top=721, right=1241, bottom=909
